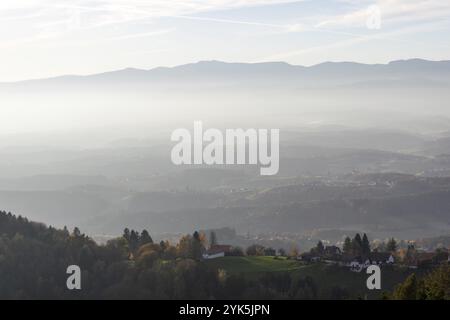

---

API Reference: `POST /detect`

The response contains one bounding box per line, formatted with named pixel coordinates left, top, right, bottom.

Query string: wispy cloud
left=0, top=0, right=301, bottom=47
left=316, top=0, right=450, bottom=29
left=0, top=0, right=300, bottom=25
left=260, top=17, right=450, bottom=62
left=108, top=28, right=175, bottom=41
left=169, top=14, right=304, bottom=32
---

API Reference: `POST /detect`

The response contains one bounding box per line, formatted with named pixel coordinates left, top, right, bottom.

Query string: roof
left=207, top=245, right=232, bottom=255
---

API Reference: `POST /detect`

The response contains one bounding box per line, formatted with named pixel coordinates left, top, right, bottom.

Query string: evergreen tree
left=191, top=231, right=204, bottom=260
left=352, top=233, right=363, bottom=256
left=361, top=233, right=371, bottom=257
left=123, top=228, right=130, bottom=242
left=140, top=229, right=153, bottom=246
left=72, top=227, right=81, bottom=237
left=209, top=231, right=218, bottom=247
left=129, top=230, right=140, bottom=252
left=423, top=265, right=450, bottom=300
left=392, top=274, right=420, bottom=300
left=62, top=226, right=69, bottom=237
left=343, top=236, right=352, bottom=255
left=316, top=241, right=325, bottom=255
left=386, top=238, right=398, bottom=253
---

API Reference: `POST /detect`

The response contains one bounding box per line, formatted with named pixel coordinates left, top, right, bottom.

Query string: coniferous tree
left=72, top=227, right=81, bottom=237
left=140, top=229, right=153, bottom=246
left=362, top=233, right=371, bottom=257
left=123, top=228, right=130, bottom=242
left=209, top=231, right=218, bottom=247
left=316, top=241, right=325, bottom=255
left=352, top=233, right=363, bottom=256
left=62, top=226, right=69, bottom=237
left=386, top=238, right=398, bottom=253
left=129, top=230, right=140, bottom=252
left=392, top=274, right=420, bottom=300
left=192, top=231, right=204, bottom=260
left=343, top=236, right=352, bottom=255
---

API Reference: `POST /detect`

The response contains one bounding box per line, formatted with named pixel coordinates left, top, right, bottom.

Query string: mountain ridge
left=2, top=58, right=450, bottom=85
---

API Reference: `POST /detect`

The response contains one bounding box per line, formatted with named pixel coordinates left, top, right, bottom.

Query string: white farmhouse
left=202, top=245, right=232, bottom=260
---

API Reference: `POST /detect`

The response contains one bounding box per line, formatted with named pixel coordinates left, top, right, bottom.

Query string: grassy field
left=204, top=256, right=416, bottom=299
left=204, top=256, right=302, bottom=274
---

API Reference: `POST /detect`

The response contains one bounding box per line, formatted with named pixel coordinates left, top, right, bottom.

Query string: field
left=204, top=256, right=417, bottom=299
left=204, top=256, right=302, bottom=274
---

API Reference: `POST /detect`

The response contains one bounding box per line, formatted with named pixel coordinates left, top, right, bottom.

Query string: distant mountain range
left=2, top=59, right=450, bottom=88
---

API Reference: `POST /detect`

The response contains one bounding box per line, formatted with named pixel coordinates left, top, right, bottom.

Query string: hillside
left=205, top=256, right=416, bottom=299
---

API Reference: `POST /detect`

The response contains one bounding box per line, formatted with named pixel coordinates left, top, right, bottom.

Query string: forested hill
left=0, top=210, right=317, bottom=299
left=2, top=210, right=449, bottom=300
left=0, top=210, right=120, bottom=299
left=0, top=210, right=210, bottom=299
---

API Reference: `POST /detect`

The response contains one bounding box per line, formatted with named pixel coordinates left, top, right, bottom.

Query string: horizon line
left=2, top=57, right=450, bottom=84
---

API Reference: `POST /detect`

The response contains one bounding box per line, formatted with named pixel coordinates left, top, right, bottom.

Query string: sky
left=1, top=0, right=450, bottom=81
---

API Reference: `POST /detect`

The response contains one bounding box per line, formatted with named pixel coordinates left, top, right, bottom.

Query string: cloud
left=260, top=17, right=450, bottom=62
left=0, top=0, right=301, bottom=47
left=168, top=14, right=304, bottom=33
left=316, top=0, right=450, bottom=29
left=108, top=28, right=175, bottom=41
left=1, top=0, right=299, bottom=22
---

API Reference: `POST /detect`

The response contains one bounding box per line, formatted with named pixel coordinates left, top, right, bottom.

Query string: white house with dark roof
left=202, top=245, right=232, bottom=260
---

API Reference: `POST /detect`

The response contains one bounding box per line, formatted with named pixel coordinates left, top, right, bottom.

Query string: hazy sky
left=1, top=0, right=450, bottom=81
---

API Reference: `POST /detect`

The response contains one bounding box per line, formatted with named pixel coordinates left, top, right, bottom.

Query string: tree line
left=0, top=211, right=320, bottom=299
